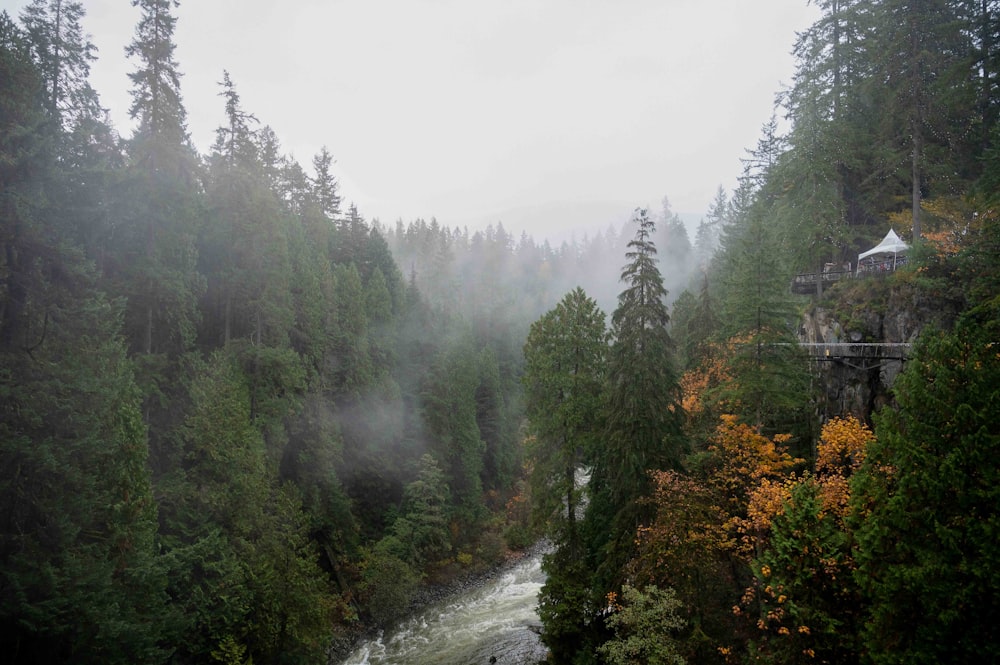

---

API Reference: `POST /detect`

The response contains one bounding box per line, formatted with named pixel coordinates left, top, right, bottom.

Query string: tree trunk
left=224, top=294, right=231, bottom=345
left=909, top=10, right=922, bottom=240
left=912, top=116, right=922, bottom=240
left=145, top=295, right=153, bottom=355
left=566, top=463, right=575, bottom=526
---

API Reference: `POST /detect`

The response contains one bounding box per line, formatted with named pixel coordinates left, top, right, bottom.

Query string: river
left=337, top=550, right=549, bottom=665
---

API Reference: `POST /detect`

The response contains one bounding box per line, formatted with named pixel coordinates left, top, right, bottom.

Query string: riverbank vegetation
left=2, top=1, right=999, bottom=664
left=0, top=3, right=541, bottom=661
left=0, top=3, right=702, bottom=661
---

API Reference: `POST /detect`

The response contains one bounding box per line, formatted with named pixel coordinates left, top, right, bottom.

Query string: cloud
left=6, top=0, right=819, bottom=240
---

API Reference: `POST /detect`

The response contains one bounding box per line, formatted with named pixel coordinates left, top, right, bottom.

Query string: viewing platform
left=791, top=256, right=909, bottom=295
left=792, top=228, right=910, bottom=295
left=791, top=269, right=853, bottom=294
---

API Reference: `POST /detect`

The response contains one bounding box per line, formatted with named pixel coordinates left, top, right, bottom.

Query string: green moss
left=809, top=266, right=961, bottom=345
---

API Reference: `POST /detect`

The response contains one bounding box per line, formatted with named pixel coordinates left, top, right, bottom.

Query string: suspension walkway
left=798, top=342, right=913, bottom=371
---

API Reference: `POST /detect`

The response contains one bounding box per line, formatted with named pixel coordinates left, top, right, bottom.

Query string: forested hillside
left=521, top=1, right=1000, bottom=664
left=1, top=2, right=540, bottom=662
left=2, top=1, right=999, bottom=665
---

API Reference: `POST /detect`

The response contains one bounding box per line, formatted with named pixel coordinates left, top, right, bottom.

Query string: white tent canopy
left=857, top=228, right=909, bottom=272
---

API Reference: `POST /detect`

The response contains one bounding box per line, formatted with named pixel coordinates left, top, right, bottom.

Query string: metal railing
left=792, top=256, right=908, bottom=294
left=790, top=270, right=853, bottom=294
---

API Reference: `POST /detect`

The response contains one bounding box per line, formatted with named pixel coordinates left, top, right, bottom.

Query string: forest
left=1, top=1, right=999, bottom=664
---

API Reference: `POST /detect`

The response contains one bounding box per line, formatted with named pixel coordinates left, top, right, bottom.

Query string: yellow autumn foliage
left=816, top=416, right=873, bottom=477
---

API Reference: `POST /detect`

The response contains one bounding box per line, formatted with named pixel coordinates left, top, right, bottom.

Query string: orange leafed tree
left=629, top=469, right=745, bottom=662
left=815, top=415, right=874, bottom=518
left=626, top=414, right=805, bottom=661
left=679, top=341, right=733, bottom=418
left=707, top=414, right=803, bottom=557
left=740, top=416, right=877, bottom=662
left=744, top=415, right=874, bottom=548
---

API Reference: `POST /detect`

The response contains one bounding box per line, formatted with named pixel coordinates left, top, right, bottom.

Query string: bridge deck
left=798, top=342, right=912, bottom=361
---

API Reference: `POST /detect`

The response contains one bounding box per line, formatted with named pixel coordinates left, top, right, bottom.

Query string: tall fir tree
left=17, top=0, right=119, bottom=262
left=715, top=122, right=814, bottom=437
left=586, top=208, right=686, bottom=602
left=523, top=287, right=608, bottom=536
left=1, top=20, right=167, bottom=661
left=18, top=0, right=101, bottom=128
left=125, top=0, right=187, bottom=157
left=109, top=0, right=203, bottom=359
left=201, top=71, right=293, bottom=350
left=852, top=300, right=1000, bottom=664
left=868, top=0, right=976, bottom=239
left=782, top=0, right=872, bottom=243
left=694, top=185, right=727, bottom=268
left=523, top=287, right=609, bottom=663
left=100, top=0, right=205, bottom=484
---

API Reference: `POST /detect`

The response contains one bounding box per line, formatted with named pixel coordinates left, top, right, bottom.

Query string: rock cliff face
left=798, top=280, right=960, bottom=422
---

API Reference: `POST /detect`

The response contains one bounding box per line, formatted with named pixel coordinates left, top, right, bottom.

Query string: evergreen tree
left=330, top=262, right=373, bottom=396
left=694, top=185, right=727, bottom=268
left=718, top=200, right=812, bottom=432
left=715, top=124, right=813, bottom=436
left=780, top=2, right=860, bottom=276
left=656, top=196, right=696, bottom=295
left=285, top=188, right=338, bottom=371
left=587, top=208, right=685, bottom=600
left=966, top=0, right=1000, bottom=152
left=201, top=71, right=293, bottom=349
left=782, top=0, right=872, bottom=243
left=0, top=11, right=51, bottom=353
left=125, top=0, right=186, bottom=154
left=281, top=392, right=358, bottom=571
left=18, top=0, right=101, bottom=126
left=536, top=544, right=596, bottom=665
left=667, top=288, right=698, bottom=370
left=389, top=453, right=452, bottom=566
left=673, top=273, right=719, bottom=372
left=867, top=0, right=976, bottom=239
left=110, top=0, right=203, bottom=360
left=213, top=70, right=257, bottom=166
left=311, top=145, right=341, bottom=222
left=1, top=23, right=167, bottom=661
left=852, top=301, right=1000, bottom=664
left=523, top=288, right=608, bottom=536
left=16, top=0, right=119, bottom=262
left=475, top=345, right=515, bottom=492
left=0, top=298, right=169, bottom=665
left=158, top=351, right=333, bottom=664
left=422, top=338, right=487, bottom=532
left=522, top=287, right=608, bottom=662
left=335, top=202, right=369, bottom=265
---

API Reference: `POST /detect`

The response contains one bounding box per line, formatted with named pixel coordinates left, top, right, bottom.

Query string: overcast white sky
left=3, top=0, right=819, bottom=239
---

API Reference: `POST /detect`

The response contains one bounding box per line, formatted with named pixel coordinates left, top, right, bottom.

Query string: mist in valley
left=6, top=1, right=998, bottom=664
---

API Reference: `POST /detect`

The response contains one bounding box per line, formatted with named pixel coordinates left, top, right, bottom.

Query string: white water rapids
left=337, top=550, right=549, bottom=665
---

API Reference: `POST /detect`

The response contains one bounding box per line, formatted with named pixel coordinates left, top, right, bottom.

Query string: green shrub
left=359, top=550, right=419, bottom=626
